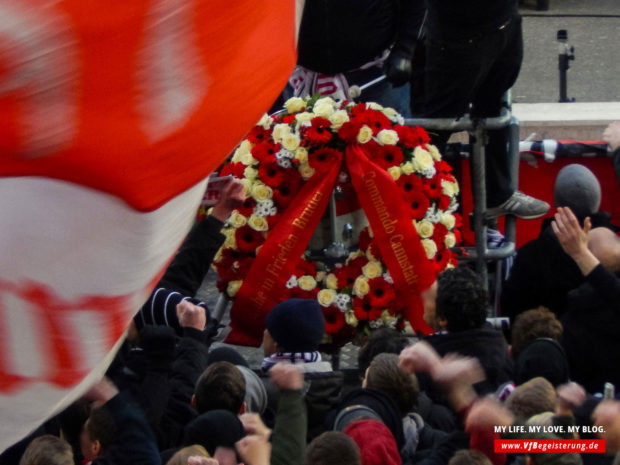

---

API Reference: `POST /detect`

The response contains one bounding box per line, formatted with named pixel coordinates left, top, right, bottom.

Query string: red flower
left=359, top=110, right=392, bottom=134
left=304, top=117, right=333, bottom=145
left=368, top=277, right=396, bottom=308
left=408, top=191, right=431, bottom=220
left=236, top=197, right=256, bottom=217
left=282, top=114, right=296, bottom=124
left=338, top=121, right=362, bottom=144
left=350, top=103, right=368, bottom=116
left=334, top=266, right=358, bottom=289
left=252, top=141, right=279, bottom=163
left=411, top=127, right=431, bottom=145
left=436, top=160, right=453, bottom=176
left=323, top=305, right=346, bottom=334
left=368, top=241, right=382, bottom=261
left=220, top=162, right=245, bottom=178
left=435, top=248, right=455, bottom=272
left=432, top=223, right=448, bottom=245
left=309, top=147, right=341, bottom=172
left=258, top=160, right=284, bottom=187
left=371, top=145, right=404, bottom=170
left=438, top=195, right=452, bottom=210
left=394, top=125, right=418, bottom=148
left=423, top=176, right=443, bottom=200
left=397, top=174, right=424, bottom=200
left=352, top=295, right=382, bottom=321
left=358, top=227, right=371, bottom=252
left=232, top=256, right=254, bottom=280
left=235, top=225, right=265, bottom=253
left=348, top=256, right=369, bottom=274
left=296, top=258, right=317, bottom=277
left=247, top=126, right=271, bottom=144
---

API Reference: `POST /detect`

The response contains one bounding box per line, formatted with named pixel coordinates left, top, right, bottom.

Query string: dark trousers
left=416, top=16, right=523, bottom=206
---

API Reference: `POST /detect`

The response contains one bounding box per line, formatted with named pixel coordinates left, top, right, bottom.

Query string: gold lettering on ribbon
left=363, top=172, right=419, bottom=288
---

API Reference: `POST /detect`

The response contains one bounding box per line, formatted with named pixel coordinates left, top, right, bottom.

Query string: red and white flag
left=0, top=0, right=301, bottom=452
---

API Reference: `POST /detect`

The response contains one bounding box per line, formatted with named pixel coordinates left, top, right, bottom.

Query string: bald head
left=587, top=228, right=620, bottom=273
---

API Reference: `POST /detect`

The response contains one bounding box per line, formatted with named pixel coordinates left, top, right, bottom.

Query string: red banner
left=346, top=145, right=435, bottom=334
left=226, top=155, right=343, bottom=346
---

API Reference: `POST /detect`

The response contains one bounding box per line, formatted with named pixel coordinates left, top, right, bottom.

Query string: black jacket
left=561, top=264, right=620, bottom=394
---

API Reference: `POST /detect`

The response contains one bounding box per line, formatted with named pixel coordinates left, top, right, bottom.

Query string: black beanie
left=183, top=410, right=245, bottom=455
left=265, top=298, right=325, bottom=352
left=515, top=338, right=570, bottom=387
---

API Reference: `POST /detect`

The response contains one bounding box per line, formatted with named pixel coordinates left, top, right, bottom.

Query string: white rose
left=240, top=151, right=257, bottom=166
left=426, top=144, right=442, bottom=161
left=325, top=273, right=339, bottom=290
left=445, top=232, right=456, bottom=248
left=353, top=276, right=370, bottom=297
left=345, top=311, right=359, bottom=327
left=316, top=271, right=326, bottom=282
left=313, top=101, right=335, bottom=118
left=347, top=250, right=365, bottom=261
left=297, top=275, right=317, bottom=291
left=387, top=166, right=401, bottom=181
left=284, top=97, right=306, bottom=114
left=248, top=214, right=269, bottom=232
left=357, top=125, right=373, bottom=144
left=317, top=289, right=337, bottom=307
left=329, top=110, right=350, bottom=130
left=299, top=163, right=315, bottom=180
left=257, top=113, right=271, bottom=130
left=223, top=231, right=236, bottom=249
left=281, top=132, right=300, bottom=152
left=240, top=178, right=253, bottom=195
left=377, top=129, right=399, bottom=146
left=244, top=166, right=258, bottom=180
left=362, top=261, right=383, bottom=279
left=440, top=212, right=456, bottom=230
left=367, top=102, right=383, bottom=111
left=416, top=219, right=434, bottom=239
left=227, top=280, right=243, bottom=297
left=441, top=179, right=460, bottom=196
left=251, top=183, right=273, bottom=202
left=229, top=211, right=247, bottom=228
left=295, top=147, right=308, bottom=164
left=412, top=146, right=434, bottom=171
left=382, top=107, right=404, bottom=124
left=272, top=123, right=291, bottom=143
left=295, top=112, right=314, bottom=123
left=422, top=239, right=438, bottom=259
left=401, top=161, right=415, bottom=175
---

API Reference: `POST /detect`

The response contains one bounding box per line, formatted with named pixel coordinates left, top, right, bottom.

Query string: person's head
left=183, top=410, right=245, bottom=464
left=357, top=328, right=411, bottom=378
left=433, top=267, right=488, bottom=332
left=554, top=164, right=601, bottom=222
left=263, top=298, right=325, bottom=355
left=166, top=445, right=210, bottom=465
left=524, top=433, right=583, bottom=465
left=20, top=435, right=73, bottom=465
left=193, top=361, right=246, bottom=414
left=236, top=365, right=268, bottom=414
left=587, top=227, right=620, bottom=273
left=511, top=307, right=563, bottom=356
left=514, top=338, right=569, bottom=387
left=80, top=405, right=117, bottom=463
left=363, top=353, right=419, bottom=416
left=448, top=449, right=492, bottom=465
left=305, top=431, right=361, bottom=465
left=505, top=377, right=556, bottom=420
left=344, top=420, right=401, bottom=465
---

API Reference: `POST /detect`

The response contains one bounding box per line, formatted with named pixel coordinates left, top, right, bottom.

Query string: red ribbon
left=226, top=144, right=436, bottom=346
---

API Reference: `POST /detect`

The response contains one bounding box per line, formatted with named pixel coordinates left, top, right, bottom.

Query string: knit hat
left=183, top=410, right=245, bottom=455
left=515, top=338, right=569, bottom=387
left=134, top=288, right=207, bottom=337
left=344, top=420, right=402, bottom=465
left=554, top=164, right=601, bottom=221
left=505, top=377, right=557, bottom=420
left=265, top=298, right=325, bottom=352
left=237, top=365, right=268, bottom=414
left=207, top=346, right=249, bottom=368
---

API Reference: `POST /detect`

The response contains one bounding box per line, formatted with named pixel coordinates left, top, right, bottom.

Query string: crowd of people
left=5, top=0, right=620, bottom=464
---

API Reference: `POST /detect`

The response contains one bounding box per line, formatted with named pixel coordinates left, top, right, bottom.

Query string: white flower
left=426, top=144, right=442, bottom=161
left=383, top=271, right=393, bottom=284
left=345, top=310, right=359, bottom=327
left=285, top=275, right=298, bottom=289
left=353, top=276, right=370, bottom=297
left=298, top=275, right=317, bottom=291
left=401, top=161, right=415, bottom=175
left=421, top=239, right=438, bottom=259
left=257, top=113, right=271, bottom=130
left=382, top=107, right=405, bottom=125
left=357, top=125, right=373, bottom=144
left=227, top=280, right=242, bottom=297
left=244, top=166, right=258, bottom=180
left=314, top=96, right=336, bottom=107
left=440, top=212, right=456, bottom=230
left=441, top=179, right=459, bottom=196
left=325, top=273, right=338, bottom=290
left=387, top=166, right=401, bottom=181
left=445, top=232, right=456, bottom=248
left=248, top=214, right=269, bottom=231
left=329, top=110, right=350, bottom=130
left=254, top=200, right=275, bottom=217
left=295, top=147, right=308, bottom=164
left=277, top=157, right=292, bottom=169
left=335, top=293, right=351, bottom=311
left=282, top=132, right=301, bottom=151
left=240, top=151, right=257, bottom=166
left=416, top=219, right=434, bottom=238
left=240, top=178, right=253, bottom=195
left=295, top=112, right=314, bottom=124
left=251, top=183, right=273, bottom=202
left=299, top=163, right=315, bottom=180
left=421, top=166, right=437, bottom=179
left=366, top=102, right=384, bottom=111
left=412, top=146, right=434, bottom=172
left=377, top=129, right=399, bottom=146
left=232, top=140, right=252, bottom=162
left=272, top=123, right=291, bottom=143
left=318, top=289, right=337, bottom=307
left=362, top=261, right=383, bottom=279
left=313, top=101, right=335, bottom=118
left=284, top=97, right=306, bottom=113
left=229, top=211, right=247, bottom=228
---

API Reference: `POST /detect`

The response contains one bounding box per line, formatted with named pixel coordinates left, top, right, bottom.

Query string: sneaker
left=486, top=191, right=550, bottom=219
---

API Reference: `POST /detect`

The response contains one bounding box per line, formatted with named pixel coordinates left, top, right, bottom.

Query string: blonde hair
left=19, top=435, right=73, bottom=465
left=166, top=445, right=210, bottom=465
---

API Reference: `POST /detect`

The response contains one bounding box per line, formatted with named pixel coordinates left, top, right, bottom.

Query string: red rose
left=397, top=174, right=424, bottom=200
left=258, top=160, right=284, bottom=187
left=251, top=141, right=280, bottom=163
left=368, top=277, right=396, bottom=308
left=247, top=126, right=271, bottom=144
left=235, top=225, right=265, bottom=253
left=322, top=305, right=346, bottom=334
left=309, top=147, right=341, bottom=172
left=370, top=145, right=404, bottom=170
left=407, top=191, right=431, bottom=220
left=352, top=295, right=382, bottom=321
